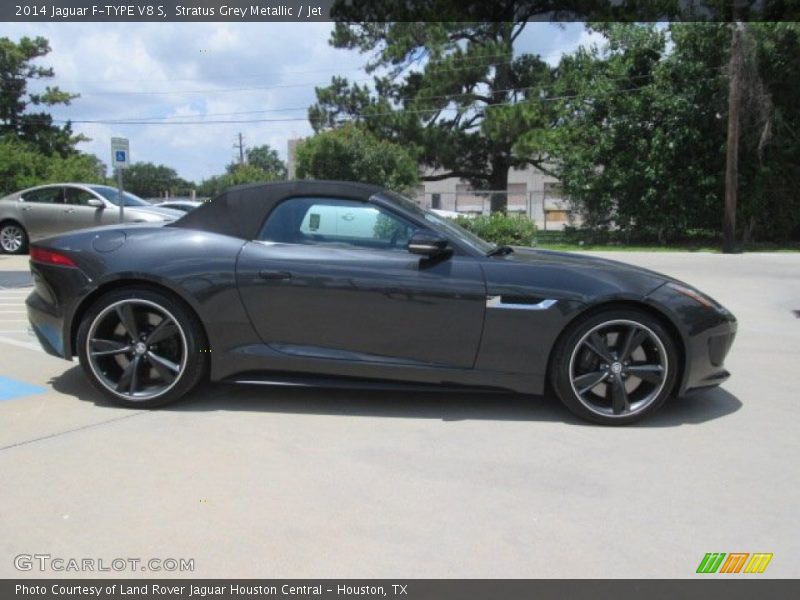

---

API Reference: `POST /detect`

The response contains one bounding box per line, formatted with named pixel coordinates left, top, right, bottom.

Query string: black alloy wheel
left=550, top=309, right=678, bottom=425
left=77, top=287, right=207, bottom=408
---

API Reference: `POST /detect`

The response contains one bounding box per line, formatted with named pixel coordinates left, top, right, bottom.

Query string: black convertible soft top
left=171, top=180, right=385, bottom=240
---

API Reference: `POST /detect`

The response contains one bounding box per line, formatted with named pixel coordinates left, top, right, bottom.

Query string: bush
left=197, top=164, right=277, bottom=198
left=295, top=124, right=419, bottom=193
left=0, top=136, right=106, bottom=196
left=454, top=213, right=537, bottom=247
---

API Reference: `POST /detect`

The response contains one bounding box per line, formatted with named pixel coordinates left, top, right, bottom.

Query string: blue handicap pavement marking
left=0, top=376, right=46, bottom=402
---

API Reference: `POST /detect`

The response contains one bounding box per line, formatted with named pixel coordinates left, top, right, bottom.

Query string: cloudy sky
left=5, top=22, right=601, bottom=183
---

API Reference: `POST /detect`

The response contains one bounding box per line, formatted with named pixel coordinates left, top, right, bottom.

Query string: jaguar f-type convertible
left=26, top=180, right=737, bottom=424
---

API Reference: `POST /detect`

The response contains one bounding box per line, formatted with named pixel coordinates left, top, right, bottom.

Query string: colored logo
left=696, top=552, right=773, bottom=574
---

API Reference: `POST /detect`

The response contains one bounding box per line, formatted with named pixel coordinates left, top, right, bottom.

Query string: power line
left=17, top=60, right=729, bottom=126
left=7, top=56, right=519, bottom=97
left=39, top=87, right=648, bottom=126
left=37, top=71, right=675, bottom=124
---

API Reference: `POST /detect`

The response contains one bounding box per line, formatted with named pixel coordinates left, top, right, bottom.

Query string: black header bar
left=4, top=579, right=800, bottom=600
left=3, top=1, right=799, bottom=23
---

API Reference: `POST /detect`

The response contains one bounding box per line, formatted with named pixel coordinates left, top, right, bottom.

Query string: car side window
left=21, top=187, right=64, bottom=204
left=64, top=187, right=99, bottom=206
left=258, top=197, right=417, bottom=251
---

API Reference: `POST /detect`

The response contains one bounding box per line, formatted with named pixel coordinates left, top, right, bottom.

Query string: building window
left=544, top=182, right=564, bottom=200
left=431, top=193, right=441, bottom=209
left=545, top=209, right=570, bottom=222
left=507, top=183, right=527, bottom=213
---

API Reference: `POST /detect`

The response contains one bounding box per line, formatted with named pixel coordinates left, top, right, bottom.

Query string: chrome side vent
left=486, top=296, right=557, bottom=311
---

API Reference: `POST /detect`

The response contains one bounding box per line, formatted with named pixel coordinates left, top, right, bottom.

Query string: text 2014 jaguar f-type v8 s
left=26, top=181, right=736, bottom=424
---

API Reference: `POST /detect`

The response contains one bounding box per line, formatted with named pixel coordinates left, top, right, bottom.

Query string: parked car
left=25, top=180, right=736, bottom=425
left=0, top=183, right=183, bottom=254
left=431, top=208, right=473, bottom=219
left=153, top=200, right=202, bottom=213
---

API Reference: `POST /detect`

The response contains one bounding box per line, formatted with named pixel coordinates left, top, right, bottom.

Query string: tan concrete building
left=413, top=165, right=573, bottom=230
left=287, top=138, right=573, bottom=229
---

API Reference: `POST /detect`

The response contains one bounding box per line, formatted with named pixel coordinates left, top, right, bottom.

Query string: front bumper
left=680, top=318, right=737, bottom=394
left=646, top=283, right=737, bottom=396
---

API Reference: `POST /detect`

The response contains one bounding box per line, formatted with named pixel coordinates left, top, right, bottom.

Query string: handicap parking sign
left=111, top=137, right=130, bottom=168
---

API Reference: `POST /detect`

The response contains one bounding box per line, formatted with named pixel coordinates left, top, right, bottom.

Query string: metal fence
left=412, top=190, right=574, bottom=231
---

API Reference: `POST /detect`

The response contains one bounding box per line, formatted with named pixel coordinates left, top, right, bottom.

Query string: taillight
left=30, top=247, right=77, bottom=268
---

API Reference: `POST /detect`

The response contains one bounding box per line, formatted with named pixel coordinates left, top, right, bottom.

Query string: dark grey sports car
left=25, top=180, right=737, bottom=424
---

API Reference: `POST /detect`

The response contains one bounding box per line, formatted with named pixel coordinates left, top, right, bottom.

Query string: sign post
left=110, top=137, right=130, bottom=223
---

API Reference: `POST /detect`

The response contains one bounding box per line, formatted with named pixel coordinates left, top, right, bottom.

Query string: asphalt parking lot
left=0, top=251, right=797, bottom=578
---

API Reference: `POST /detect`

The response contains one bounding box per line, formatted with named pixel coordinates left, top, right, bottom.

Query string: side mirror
left=87, top=198, right=104, bottom=209
left=408, top=230, right=450, bottom=258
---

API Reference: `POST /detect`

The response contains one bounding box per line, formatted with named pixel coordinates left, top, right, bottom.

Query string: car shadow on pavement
left=50, top=365, right=742, bottom=427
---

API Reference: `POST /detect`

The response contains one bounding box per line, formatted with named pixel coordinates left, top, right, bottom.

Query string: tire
left=0, top=221, right=29, bottom=254
left=76, top=286, right=208, bottom=408
left=549, top=308, right=679, bottom=425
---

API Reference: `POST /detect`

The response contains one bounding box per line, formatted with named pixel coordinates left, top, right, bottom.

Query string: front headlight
left=666, top=282, right=716, bottom=308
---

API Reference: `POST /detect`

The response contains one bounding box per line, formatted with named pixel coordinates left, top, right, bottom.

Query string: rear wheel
left=0, top=222, right=28, bottom=254
left=550, top=309, right=678, bottom=425
left=77, top=287, right=207, bottom=408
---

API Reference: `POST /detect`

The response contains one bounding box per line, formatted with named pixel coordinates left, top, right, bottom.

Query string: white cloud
left=3, top=22, right=598, bottom=184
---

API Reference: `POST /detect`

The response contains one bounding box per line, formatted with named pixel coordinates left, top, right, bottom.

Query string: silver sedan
left=0, top=183, right=183, bottom=254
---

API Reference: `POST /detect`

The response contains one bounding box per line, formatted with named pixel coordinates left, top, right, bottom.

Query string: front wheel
left=550, top=309, right=679, bottom=425
left=77, top=287, right=208, bottom=408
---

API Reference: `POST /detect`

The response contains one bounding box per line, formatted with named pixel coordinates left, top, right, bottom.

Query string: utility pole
left=234, top=132, right=245, bottom=165
left=723, top=22, right=743, bottom=254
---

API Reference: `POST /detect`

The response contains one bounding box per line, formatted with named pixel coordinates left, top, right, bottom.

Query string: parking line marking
left=0, top=411, right=146, bottom=453
left=0, top=376, right=46, bottom=402
left=0, top=335, right=44, bottom=353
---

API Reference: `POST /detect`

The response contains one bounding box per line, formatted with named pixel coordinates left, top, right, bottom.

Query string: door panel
left=235, top=242, right=487, bottom=369
left=19, top=187, right=65, bottom=239
left=63, top=187, right=118, bottom=232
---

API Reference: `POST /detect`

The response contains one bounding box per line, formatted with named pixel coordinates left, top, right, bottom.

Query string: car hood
left=127, top=205, right=183, bottom=219
left=481, top=246, right=686, bottom=302
left=509, top=247, right=679, bottom=282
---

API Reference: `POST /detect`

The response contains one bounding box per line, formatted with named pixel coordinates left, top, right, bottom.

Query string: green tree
left=0, top=136, right=105, bottom=195
left=310, top=3, right=561, bottom=211
left=243, top=144, right=287, bottom=178
left=122, top=162, right=193, bottom=198
left=197, top=163, right=278, bottom=198
left=294, top=124, right=419, bottom=192
left=0, top=36, right=84, bottom=156
left=518, top=23, right=728, bottom=243
left=42, top=151, right=106, bottom=184
left=736, top=22, right=800, bottom=242
left=530, top=22, right=800, bottom=244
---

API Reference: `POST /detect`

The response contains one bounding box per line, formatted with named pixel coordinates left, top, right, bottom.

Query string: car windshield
left=378, top=191, right=495, bottom=255
left=89, top=185, right=149, bottom=207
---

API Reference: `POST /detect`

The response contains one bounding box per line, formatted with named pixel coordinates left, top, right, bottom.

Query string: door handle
left=258, top=270, right=292, bottom=281
left=21, top=206, right=32, bottom=212
left=64, top=208, right=76, bottom=213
